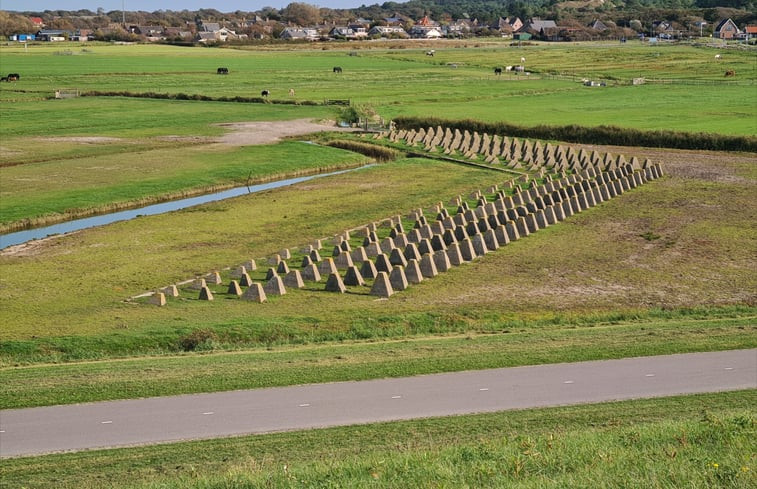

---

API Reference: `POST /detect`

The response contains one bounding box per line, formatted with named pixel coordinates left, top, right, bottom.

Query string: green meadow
left=0, top=40, right=755, bottom=484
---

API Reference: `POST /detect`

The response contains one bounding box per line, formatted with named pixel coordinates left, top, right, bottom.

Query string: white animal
left=714, top=54, right=722, bottom=60
left=521, top=57, right=526, bottom=63
left=505, top=66, right=513, bottom=71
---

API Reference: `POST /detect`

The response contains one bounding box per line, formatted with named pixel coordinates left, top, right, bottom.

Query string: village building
left=714, top=18, right=740, bottom=39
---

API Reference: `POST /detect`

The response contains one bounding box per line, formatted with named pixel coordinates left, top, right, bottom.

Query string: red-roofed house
left=30, top=17, right=45, bottom=28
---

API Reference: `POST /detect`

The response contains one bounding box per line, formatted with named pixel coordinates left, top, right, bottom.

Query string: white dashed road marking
left=298, top=404, right=310, bottom=407
left=645, top=374, right=655, bottom=377
left=202, top=412, right=214, bottom=415
left=100, top=421, right=113, bottom=424
left=563, top=380, right=574, bottom=384
left=391, top=396, right=402, bottom=399
left=479, top=388, right=489, bottom=391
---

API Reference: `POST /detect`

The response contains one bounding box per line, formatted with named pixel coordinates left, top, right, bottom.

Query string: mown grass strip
left=1, top=391, right=753, bottom=488
left=2, top=313, right=755, bottom=409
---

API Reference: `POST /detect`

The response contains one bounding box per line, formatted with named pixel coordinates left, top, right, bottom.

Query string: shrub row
left=392, top=116, right=757, bottom=153
left=81, top=90, right=320, bottom=105
left=324, top=139, right=399, bottom=161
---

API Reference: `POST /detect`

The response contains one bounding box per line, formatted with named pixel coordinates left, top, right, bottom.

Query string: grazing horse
left=494, top=67, right=502, bottom=75
left=714, top=54, right=722, bottom=60
left=288, top=88, right=295, bottom=96
left=333, top=66, right=342, bottom=73
left=505, top=66, right=513, bottom=72
left=426, top=50, right=435, bottom=57
left=724, top=70, right=735, bottom=77
left=217, top=67, right=228, bottom=75
left=261, top=90, right=270, bottom=97
left=6, top=73, right=19, bottom=81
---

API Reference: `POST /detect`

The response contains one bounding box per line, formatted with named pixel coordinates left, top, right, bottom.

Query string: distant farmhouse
left=714, top=18, right=740, bottom=39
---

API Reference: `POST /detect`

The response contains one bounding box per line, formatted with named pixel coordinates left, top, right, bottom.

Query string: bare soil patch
left=35, top=136, right=124, bottom=144
left=214, top=118, right=356, bottom=146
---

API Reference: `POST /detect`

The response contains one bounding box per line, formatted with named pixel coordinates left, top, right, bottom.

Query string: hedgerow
left=392, top=116, right=757, bottom=153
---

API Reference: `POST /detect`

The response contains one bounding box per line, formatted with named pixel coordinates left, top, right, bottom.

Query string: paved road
left=1, top=349, right=754, bottom=458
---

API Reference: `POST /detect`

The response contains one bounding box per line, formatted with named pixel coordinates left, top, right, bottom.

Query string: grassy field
left=2, top=391, right=754, bottom=488
left=1, top=149, right=754, bottom=360
left=1, top=41, right=755, bottom=485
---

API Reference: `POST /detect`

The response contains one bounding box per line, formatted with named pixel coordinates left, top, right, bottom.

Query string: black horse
left=333, top=66, right=343, bottom=73
left=494, top=67, right=502, bottom=76
left=261, top=90, right=270, bottom=97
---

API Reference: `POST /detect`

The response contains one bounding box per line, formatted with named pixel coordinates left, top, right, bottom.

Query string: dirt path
left=214, top=118, right=356, bottom=146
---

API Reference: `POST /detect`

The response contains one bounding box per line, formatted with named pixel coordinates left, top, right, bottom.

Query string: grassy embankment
left=2, top=391, right=754, bottom=488
left=1, top=151, right=755, bottom=405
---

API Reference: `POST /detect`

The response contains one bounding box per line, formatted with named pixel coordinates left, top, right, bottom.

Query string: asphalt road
left=1, top=349, right=754, bottom=458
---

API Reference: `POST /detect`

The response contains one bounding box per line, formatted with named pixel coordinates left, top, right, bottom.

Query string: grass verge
left=1, top=312, right=755, bottom=409
left=1, top=390, right=754, bottom=488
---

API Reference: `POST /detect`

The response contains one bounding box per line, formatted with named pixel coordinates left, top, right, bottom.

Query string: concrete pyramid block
left=264, top=275, right=287, bottom=296
left=301, top=255, right=313, bottom=268
left=243, top=259, right=257, bottom=271
left=242, top=283, right=267, bottom=303
left=365, top=242, right=382, bottom=257
left=268, top=254, right=282, bottom=266
left=198, top=286, right=214, bottom=301
left=380, top=237, right=396, bottom=254
left=343, top=266, right=365, bottom=286
left=459, top=238, right=477, bottom=261
left=161, top=285, right=179, bottom=297
left=230, top=266, right=248, bottom=279
left=404, top=242, right=422, bottom=261
left=205, top=271, right=222, bottom=285
left=370, top=272, right=394, bottom=298
left=472, top=233, right=489, bottom=255
left=283, top=270, right=305, bottom=289
left=318, top=257, right=338, bottom=276
left=494, top=225, right=510, bottom=246
left=309, top=249, right=322, bottom=263
left=239, top=272, right=253, bottom=287
left=334, top=251, right=354, bottom=270
left=277, top=261, right=290, bottom=274
left=351, top=246, right=369, bottom=263
left=360, top=259, right=378, bottom=279
left=443, top=229, right=457, bottom=246
left=419, top=254, right=439, bottom=278
left=393, top=233, right=409, bottom=248
left=325, top=273, right=346, bottom=293
left=446, top=242, right=464, bottom=266
left=515, top=217, right=530, bottom=237
left=301, top=263, right=322, bottom=282
left=265, top=268, right=278, bottom=280
left=227, top=280, right=243, bottom=296
left=405, top=259, right=424, bottom=284
left=417, top=238, right=434, bottom=256
left=190, top=278, right=207, bottom=290
left=483, top=229, right=500, bottom=250
left=431, top=234, right=447, bottom=252
left=375, top=253, right=392, bottom=273
left=389, top=248, right=408, bottom=267
left=280, top=248, right=292, bottom=260
left=389, top=266, right=409, bottom=291
left=433, top=249, right=452, bottom=272
left=148, top=292, right=166, bottom=306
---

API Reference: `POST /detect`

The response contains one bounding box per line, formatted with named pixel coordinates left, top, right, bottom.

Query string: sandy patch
left=215, top=118, right=356, bottom=146
left=36, top=136, right=123, bottom=144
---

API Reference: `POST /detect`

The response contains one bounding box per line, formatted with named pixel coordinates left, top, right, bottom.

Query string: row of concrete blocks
left=384, top=127, right=654, bottom=174
left=167, top=162, right=663, bottom=303
left=148, top=161, right=663, bottom=305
